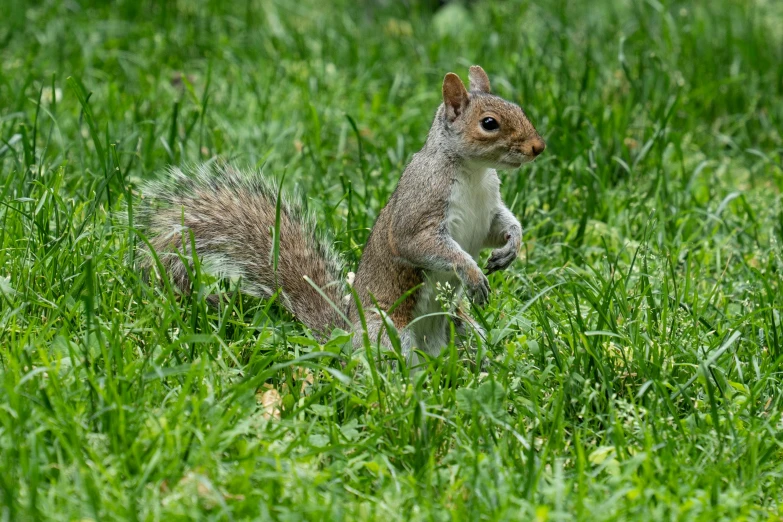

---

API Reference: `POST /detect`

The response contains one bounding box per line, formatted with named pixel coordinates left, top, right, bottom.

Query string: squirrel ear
left=468, top=65, right=491, bottom=93
left=442, top=73, right=469, bottom=122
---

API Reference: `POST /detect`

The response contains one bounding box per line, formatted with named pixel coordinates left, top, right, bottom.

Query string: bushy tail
left=136, top=162, right=346, bottom=338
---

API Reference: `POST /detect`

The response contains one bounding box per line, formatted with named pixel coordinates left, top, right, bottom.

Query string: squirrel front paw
left=460, top=264, right=490, bottom=306
left=486, top=243, right=519, bottom=274
left=486, top=231, right=521, bottom=274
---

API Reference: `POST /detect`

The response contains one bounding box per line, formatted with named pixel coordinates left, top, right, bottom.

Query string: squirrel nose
left=531, top=139, right=546, bottom=157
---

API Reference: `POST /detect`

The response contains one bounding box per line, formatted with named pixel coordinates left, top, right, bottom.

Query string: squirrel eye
left=480, top=117, right=500, bottom=131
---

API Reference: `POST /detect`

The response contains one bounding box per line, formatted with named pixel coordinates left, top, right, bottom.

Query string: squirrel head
left=440, top=65, right=545, bottom=168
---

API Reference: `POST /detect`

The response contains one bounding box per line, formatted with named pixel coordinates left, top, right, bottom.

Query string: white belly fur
left=447, top=169, right=500, bottom=257
left=411, top=168, right=500, bottom=356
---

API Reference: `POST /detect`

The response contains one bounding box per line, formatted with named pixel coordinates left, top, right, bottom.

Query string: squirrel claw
left=465, top=271, right=490, bottom=306
left=486, top=246, right=518, bottom=274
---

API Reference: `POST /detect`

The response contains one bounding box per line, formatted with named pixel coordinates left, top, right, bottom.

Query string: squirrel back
left=137, top=163, right=345, bottom=339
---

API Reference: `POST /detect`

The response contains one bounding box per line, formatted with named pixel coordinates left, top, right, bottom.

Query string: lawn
left=1, top=0, right=783, bottom=519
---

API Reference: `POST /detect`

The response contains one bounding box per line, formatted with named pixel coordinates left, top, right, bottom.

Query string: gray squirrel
left=139, top=65, right=545, bottom=363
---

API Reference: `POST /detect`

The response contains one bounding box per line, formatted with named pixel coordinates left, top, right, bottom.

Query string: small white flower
left=40, top=87, right=62, bottom=105
left=0, top=275, right=15, bottom=297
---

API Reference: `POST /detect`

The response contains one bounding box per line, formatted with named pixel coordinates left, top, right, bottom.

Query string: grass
left=1, top=0, right=783, bottom=519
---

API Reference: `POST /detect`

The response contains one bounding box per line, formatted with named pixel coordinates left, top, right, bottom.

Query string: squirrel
left=138, top=65, right=545, bottom=364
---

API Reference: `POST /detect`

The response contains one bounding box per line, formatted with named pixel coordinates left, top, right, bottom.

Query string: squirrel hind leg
left=353, top=315, right=415, bottom=362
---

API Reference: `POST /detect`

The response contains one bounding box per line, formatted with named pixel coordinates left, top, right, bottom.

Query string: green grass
left=1, top=0, right=783, bottom=519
